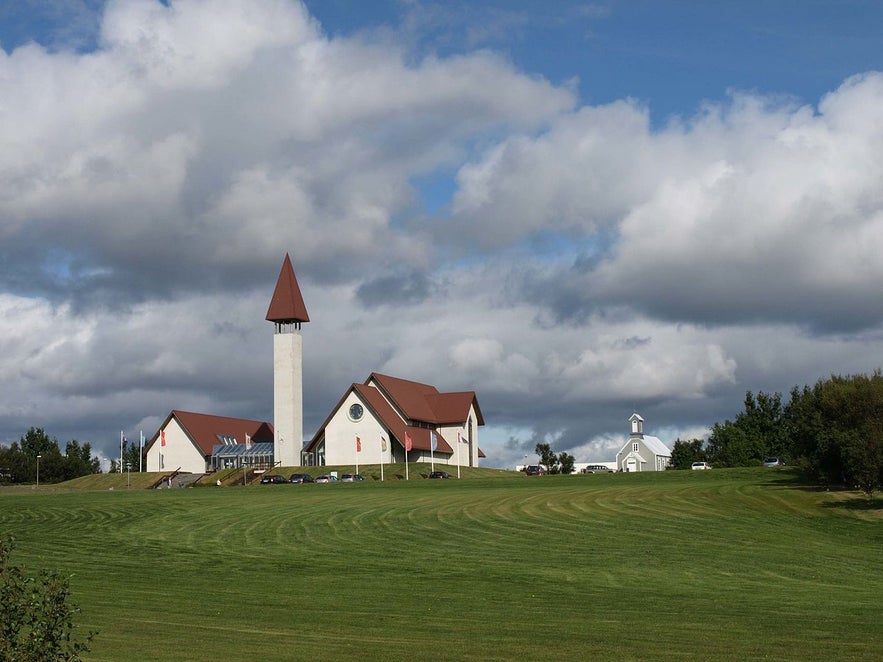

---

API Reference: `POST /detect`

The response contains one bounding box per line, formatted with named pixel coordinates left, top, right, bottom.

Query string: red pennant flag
left=161, top=430, right=166, bottom=447
left=405, top=432, right=412, bottom=452
left=356, top=435, right=361, bottom=453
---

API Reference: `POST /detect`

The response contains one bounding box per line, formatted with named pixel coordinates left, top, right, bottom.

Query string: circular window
left=348, top=403, right=364, bottom=421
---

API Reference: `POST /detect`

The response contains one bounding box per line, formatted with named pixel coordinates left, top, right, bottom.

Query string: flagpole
left=457, top=431, right=461, bottom=479
left=430, top=432, right=435, bottom=473
left=405, top=433, right=410, bottom=481
left=380, top=436, right=386, bottom=482
left=355, top=435, right=359, bottom=476
left=139, top=431, right=143, bottom=473
left=119, top=431, right=123, bottom=473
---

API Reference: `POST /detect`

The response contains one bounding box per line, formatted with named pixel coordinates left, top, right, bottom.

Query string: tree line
left=670, top=371, right=883, bottom=497
left=0, top=428, right=100, bottom=484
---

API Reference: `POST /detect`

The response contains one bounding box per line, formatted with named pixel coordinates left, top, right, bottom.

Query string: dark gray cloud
left=356, top=270, right=434, bottom=308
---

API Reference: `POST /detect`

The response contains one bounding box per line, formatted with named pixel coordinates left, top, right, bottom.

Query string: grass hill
left=2, top=468, right=880, bottom=661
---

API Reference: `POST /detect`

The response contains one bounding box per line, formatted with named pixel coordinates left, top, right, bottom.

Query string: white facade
left=312, top=382, right=481, bottom=468
left=145, top=419, right=206, bottom=474
left=273, top=324, right=303, bottom=467
left=436, top=408, right=480, bottom=467
left=320, top=391, right=389, bottom=466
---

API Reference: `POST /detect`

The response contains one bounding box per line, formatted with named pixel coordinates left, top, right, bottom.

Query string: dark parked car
left=525, top=465, right=546, bottom=476
left=429, top=471, right=450, bottom=479
left=289, top=473, right=314, bottom=483
left=340, top=474, right=364, bottom=482
left=260, top=474, right=287, bottom=484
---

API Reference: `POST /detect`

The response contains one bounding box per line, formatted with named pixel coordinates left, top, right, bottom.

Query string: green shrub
left=0, top=537, right=95, bottom=661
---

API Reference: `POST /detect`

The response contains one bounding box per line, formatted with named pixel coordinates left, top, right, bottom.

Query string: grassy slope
left=2, top=468, right=881, bottom=661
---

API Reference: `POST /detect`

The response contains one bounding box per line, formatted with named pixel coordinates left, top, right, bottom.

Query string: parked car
left=429, top=471, right=450, bottom=479
left=691, top=462, right=711, bottom=471
left=525, top=465, right=546, bottom=476
left=314, top=475, right=338, bottom=483
left=289, top=473, right=314, bottom=483
left=762, top=457, right=784, bottom=467
left=340, top=474, right=364, bottom=482
left=582, top=465, right=614, bottom=474
left=260, top=474, right=288, bottom=484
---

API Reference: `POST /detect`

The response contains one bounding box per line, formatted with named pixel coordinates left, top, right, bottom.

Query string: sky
left=1, top=0, right=883, bottom=470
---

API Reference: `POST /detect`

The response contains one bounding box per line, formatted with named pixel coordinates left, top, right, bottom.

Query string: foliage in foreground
left=0, top=537, right=95, bottom=661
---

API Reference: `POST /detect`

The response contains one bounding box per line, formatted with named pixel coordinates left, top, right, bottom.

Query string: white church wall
left=323, top=392, right=388, bottom=466
left=146, top=419, right=206, bottom=474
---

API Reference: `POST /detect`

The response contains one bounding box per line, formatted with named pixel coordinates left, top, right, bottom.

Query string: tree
left=63, top=441, right=101, bottom=480
left=534, top=443, right=559, bottom=473
left=706, top=391, right=786, bottom=467
left=669, top=438, right=706, bottom=470
left=0, top=537, right=95, bottom=660
left=0, top=429, right=101, bottom=484
left=19, top=428, right=59, bottom=458
left=557, top=452, right=575, bottom=475
left=788, top=372, right=883, bottom=497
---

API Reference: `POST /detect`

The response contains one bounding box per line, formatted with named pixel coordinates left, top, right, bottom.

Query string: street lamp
left=36, top=454, right=41, bottom=487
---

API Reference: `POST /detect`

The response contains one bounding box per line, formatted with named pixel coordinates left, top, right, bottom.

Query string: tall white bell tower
left=266, top=253, right=309, bottom=467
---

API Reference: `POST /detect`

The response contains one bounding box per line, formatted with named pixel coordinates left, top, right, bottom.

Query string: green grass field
left=2, top=467, right=881, bottom=661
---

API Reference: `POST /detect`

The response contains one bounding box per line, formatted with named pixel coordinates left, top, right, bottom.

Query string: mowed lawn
left=2, top=468, right=881, bottom=661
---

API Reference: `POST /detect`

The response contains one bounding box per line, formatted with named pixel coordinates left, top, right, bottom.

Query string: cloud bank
left=1, top=0, right=882, bottom=468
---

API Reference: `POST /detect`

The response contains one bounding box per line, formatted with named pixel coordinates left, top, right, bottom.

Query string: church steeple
left=266, top=253, right=309, bottom=326
left=629, top=412, right=644, bottom=438
left=268, top=253, right=308, bottom=467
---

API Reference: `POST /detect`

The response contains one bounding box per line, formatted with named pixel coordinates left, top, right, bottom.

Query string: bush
left=0, top=537, right=95, bottom=661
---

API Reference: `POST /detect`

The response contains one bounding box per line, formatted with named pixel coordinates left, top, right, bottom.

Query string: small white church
left=615, top=413, right=671, bottom=472
left=145, top=253, right=484, bottom=474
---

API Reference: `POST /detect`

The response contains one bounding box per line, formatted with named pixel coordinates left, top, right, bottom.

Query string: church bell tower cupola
left=629, top=413, right=644, bottom=438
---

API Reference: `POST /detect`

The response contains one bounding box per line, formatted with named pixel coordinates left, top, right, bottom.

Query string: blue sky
left=305, top=0, right=883, bottom=119
left=1, top=0, right=883, bottom=469
left=5, top=1, right=882, bottom=119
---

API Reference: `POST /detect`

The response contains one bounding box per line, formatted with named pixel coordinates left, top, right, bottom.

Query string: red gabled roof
left=145, top=410, right=274, bottom=458
left=368, top=373, right=483, bottom=425
left=426, top=391, right=485, bottom=426
left=353, top=383, right=453, bottom=453
left=266, top=253, right=309, bottom=323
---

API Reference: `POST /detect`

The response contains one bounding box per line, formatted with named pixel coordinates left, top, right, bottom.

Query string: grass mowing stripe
left=1, top=468, right=881, bottom=661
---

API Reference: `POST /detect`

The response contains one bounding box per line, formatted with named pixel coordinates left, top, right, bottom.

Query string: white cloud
left=1, top=1, right=882, bottom=470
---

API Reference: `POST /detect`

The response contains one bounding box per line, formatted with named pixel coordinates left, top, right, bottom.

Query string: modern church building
left=145, top=253, right=484, bottom=474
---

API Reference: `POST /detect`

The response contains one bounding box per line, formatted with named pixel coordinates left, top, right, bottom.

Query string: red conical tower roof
left=266, top=253, right=310, bottom=323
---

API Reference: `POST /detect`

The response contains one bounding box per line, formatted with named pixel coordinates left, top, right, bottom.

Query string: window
left=633, top=442, right=639, bottom=452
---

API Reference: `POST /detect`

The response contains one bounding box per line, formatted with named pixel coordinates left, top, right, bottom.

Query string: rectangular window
left=633, top=443, right=639, bottom=452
